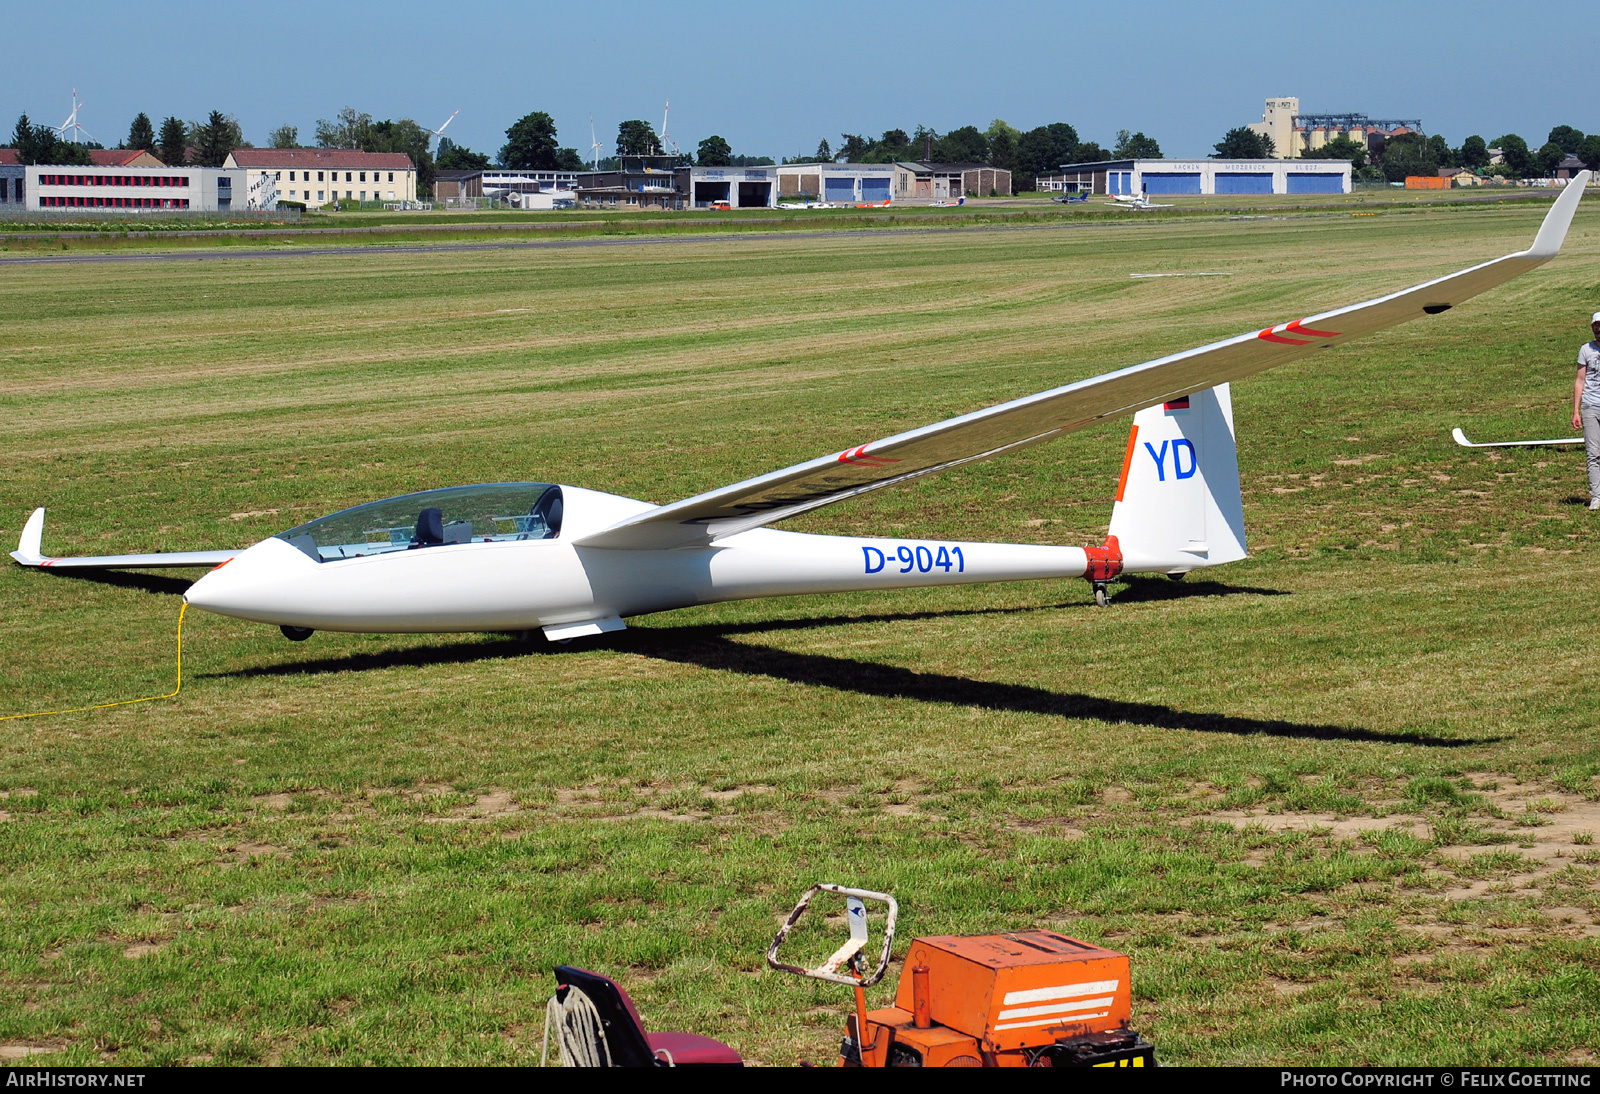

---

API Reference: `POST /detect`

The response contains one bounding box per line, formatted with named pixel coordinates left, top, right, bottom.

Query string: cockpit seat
left=534, top=489, right=564, bottom=539
left=413, top=507, right=445, bottom=547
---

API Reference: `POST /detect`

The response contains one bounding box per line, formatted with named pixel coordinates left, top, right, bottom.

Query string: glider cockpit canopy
left=275, top=483, right=563, bottom=562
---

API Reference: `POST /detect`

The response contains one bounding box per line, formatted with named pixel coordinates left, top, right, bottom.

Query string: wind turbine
left=430, top=110, right=459, bottom=145
left=589, top=115, right=602, bottom=170
left=56, top=89, right=92, bottom=145
left=659, top=99, right=679, bottom=157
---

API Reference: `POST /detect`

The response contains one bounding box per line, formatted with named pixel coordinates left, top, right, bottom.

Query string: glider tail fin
left=1106, top=384, right=1247, bottom=575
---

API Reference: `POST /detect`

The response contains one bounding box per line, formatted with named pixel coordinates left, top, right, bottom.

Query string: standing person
left=1575, top=313, right=1600, bottom=510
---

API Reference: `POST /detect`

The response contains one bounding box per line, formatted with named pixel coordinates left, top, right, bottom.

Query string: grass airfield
left=1, top=199, right=1598, bottom=1065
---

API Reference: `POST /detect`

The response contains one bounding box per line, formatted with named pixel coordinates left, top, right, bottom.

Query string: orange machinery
left=768, top=884, right=1155, bottom=1068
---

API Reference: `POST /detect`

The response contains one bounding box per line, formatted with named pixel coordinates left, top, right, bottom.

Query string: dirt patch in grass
left=1200, top=810, right=1429, bottom=839
left=0, top=1044, right=61, bottom=1060
left=425, top=789, right=523, bottom=823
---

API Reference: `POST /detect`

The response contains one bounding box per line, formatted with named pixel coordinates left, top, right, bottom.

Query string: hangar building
left=776, top=162, right=1012, bottom=203
left=777, top=163, right=896, bottom=204
left=687, top=165, right=775, bottom=208
left=1043, top=158, right=1350, bottom=196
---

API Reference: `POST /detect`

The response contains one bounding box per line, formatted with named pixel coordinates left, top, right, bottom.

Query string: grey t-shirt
left=1582, top=342, right=1600, bottom=406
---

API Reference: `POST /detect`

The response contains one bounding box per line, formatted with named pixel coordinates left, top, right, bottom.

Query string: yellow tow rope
left=2, top=602, right=187, bottom=721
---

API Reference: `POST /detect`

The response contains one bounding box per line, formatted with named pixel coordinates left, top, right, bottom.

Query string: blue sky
left=6, top=1, right=1597, bottom=160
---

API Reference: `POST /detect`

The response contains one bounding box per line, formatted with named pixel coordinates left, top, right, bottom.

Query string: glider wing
left=11, top=508, right=238, bottom=570
left=574, top=172, right=1590, bottom=550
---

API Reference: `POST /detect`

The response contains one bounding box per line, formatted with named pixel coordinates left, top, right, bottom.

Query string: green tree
left=12, top=114, right=91, bottom=165
left=934, top=125, right=987, bottom=163
left=11, top=114, right=47, bottom=164
left=1548, top=125, right=1585, bottom=154
left=125, top=112, right=155, bottom=153
left=500, top=111, right=561, bottom=168
left=189, top=111, right=242, bottom=166
left=363, top=118, right=434, bottom=195
left=696, top=134, right=733, bottom=166
left=555, top=148, right=586, bottom=171
left=315, top=107, right=371, bottom=150
left=1016, top=123, right=1078, bottom=179
left=1212, top=127, right=1272, bottom=158
left=1457, top=135, right=1489, bottom=169
left=1376, top=132, right=1437, bottom=182
left=1113, top=129, right=1162, bottom=158
left=435, top=138, right=490, bottom=171
left=836, top=133, right=872, bottom=162
left=159, top=115, right=187, bottom=166
left=268, top=124, right=299, bottom=149
left=814, top=137, right=832, bottom=162
left=988, top=127, right=1016, bottom=170
left=1578, top=134, right=1600, bottom=172
left=1492, top=134, right=1530, bottom=177
left=1071, top=141, right=1107, bottom=163
left=616, top=119, right=658, bottom=156
left=1426, top=134, right=1452, bottom=168
left=985, top=119, right=1022, bottom=149
left=1301, top=135, right=1367, bottom=170
left=1533, top=141, right=1566, bottom=178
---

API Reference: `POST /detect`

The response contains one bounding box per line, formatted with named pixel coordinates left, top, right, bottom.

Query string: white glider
left=1451, top=427, right=1583, bottom=448
left=12, top=173, right=1590, bottom=641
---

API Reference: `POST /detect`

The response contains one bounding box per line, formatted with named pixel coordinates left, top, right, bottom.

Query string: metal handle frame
left=767, top=883, right=899, bottom=987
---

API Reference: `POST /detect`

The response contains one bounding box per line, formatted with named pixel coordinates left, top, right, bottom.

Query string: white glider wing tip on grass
left=10, top=507, right=46, bottom=566
left=1452, top=427, right=1583, bottom=449
left=572, top=174, right=1591, bottom=553
left=10, top=507, right=239, bottom=570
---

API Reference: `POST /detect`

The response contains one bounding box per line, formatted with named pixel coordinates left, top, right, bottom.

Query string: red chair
left=552, top=966, right=743, bottom=1067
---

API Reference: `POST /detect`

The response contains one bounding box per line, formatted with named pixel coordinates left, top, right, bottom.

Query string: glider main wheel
left=1169, top=572, right=1186, bottom=582
left=1093, top=582, right=1109, bottom=608
left=280, top=625, right=315, bottom=642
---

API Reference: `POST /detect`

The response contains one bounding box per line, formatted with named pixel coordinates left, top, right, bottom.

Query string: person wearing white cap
left=1574, top=312, right=1600, bottom=509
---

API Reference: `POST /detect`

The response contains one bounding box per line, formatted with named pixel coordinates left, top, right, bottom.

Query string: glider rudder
left=1107, top=384, right=1246, bottom=575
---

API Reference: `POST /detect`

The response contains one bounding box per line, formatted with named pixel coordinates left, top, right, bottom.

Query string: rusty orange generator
left=769, top=884, right=1156, bottom=1068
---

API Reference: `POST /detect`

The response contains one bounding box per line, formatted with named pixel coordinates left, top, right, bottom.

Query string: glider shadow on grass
left=205, top=595, right=1483, bottom=748
left=49, top=569, right=194, bottom=597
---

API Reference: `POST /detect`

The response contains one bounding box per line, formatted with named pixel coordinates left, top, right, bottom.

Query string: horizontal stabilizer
left=575, top=173, right=1591, bottom=551
left=11, top=508, right=239, bottom=570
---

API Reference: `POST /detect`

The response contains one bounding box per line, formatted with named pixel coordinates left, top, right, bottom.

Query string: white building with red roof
left=224, top=148, right=416, bottom=207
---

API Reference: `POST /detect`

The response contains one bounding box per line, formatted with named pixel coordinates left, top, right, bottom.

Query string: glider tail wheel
left=280, top=625, right=314, bottom=642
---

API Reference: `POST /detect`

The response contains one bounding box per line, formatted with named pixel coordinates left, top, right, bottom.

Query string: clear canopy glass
left=274, top=483, right=562, bottom=562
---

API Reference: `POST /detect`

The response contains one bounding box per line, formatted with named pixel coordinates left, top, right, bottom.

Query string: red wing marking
left=1286, top=319, right=1339, bottom=338
left=1114, top=425, right=1139, bottom=503
left=1257, top=326, right=1314, bottom=346
left=837, top=445, right=903, bottom=467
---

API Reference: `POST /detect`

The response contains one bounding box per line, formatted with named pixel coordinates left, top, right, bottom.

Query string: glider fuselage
left=183, top=486, right=1095, bottom=635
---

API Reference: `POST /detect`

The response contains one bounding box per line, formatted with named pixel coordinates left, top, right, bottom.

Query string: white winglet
left=11, top=508, right=46, bottom=566
left=1527, top=171, right=1590, bottom=258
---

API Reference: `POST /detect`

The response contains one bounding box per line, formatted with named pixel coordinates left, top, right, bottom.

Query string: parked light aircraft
left=1106, top=192, right=1175, bottom=210
left=12, top=174, right=1590, bottom=641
